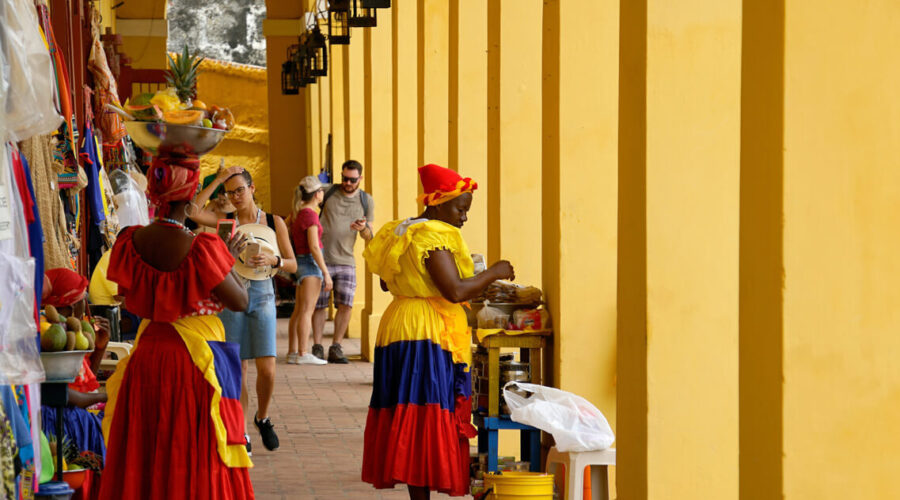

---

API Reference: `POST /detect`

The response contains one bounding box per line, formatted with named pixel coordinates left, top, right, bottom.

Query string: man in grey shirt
left=312, top=160, right=374, bottom=363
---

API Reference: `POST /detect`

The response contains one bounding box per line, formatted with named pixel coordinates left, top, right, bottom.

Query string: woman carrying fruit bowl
left=188, top=165, right=298, bottom=453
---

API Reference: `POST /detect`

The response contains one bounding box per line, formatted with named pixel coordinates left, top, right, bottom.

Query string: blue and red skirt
left=362, top=297, right=475, bottom=496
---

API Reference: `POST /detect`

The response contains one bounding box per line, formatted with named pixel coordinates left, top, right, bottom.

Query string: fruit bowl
left=124, top=121, right=228, bottom=156
left=40, top=350, right=92, bottom=383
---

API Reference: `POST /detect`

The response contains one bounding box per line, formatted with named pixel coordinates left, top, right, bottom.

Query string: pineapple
left=166, top=45, right=205, bottom=104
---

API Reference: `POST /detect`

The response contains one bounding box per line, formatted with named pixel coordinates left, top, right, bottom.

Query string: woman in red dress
left=98, top=155, right=255, bottom=499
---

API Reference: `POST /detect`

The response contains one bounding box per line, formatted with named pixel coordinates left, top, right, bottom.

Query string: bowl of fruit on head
left=116, top=46, right=235, bottom=156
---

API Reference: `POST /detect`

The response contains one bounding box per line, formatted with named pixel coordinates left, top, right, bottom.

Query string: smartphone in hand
left=217, top=219, right=236, bottom=241
left=245, top=242, right=261, bottom=258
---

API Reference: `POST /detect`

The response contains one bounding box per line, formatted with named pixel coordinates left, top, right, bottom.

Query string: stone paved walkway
left=243, top=318, right=458, bottom=499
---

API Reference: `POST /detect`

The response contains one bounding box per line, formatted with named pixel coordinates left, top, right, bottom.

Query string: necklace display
left=154, top=217, right=193, bottom=234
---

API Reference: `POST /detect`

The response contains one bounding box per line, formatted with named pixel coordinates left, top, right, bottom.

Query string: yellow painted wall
left=453, top=0, right=488, bottom=258
left=264, top=1, right=308, bottom=216
left=487, top=0, right=543, bottom=287
left=619, top=1, right=741, bottom=498
left=194, top=59, right=271, bottom=210
left=779, top=2, right=900, bottom=498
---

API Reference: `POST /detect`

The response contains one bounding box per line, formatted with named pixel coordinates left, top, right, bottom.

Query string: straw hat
left=233, top=223, right=281, bottom=281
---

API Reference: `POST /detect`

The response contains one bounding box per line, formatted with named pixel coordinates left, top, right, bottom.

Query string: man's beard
left=342, top=183, right=359, bottom=194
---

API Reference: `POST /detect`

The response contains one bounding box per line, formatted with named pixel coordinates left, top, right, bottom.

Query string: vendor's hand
left=488, top=260, right=515, bottom=281
left=226, top=232, right=249, bottom=259
left=217, top=165, right=244, bottom=183
left=350, top=218, right=367, bottom=232
left=323, top=274, right=334, bottom=292
left=249, top=252, right=275, bottom=268
left=91, top=316, right=111, bottom=350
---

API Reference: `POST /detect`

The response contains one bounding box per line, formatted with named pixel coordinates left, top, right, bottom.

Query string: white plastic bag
left=2, top=0, right=64, bottom=142
left=504, top=382, right=615, bottom=452
left=477, top=300, right=509, bottom=329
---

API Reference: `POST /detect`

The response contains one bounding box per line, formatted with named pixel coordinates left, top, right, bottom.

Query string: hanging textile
left=80, top=105, right=107, bottom=226
left=21, top=136, right=72, bottom=270
left=87, top=9, right=126, bottom=145
left=11, top=148, right=45, bottom=305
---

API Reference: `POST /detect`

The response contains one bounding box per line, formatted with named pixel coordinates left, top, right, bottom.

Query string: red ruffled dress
left=98, top=226, right=254, bottom=500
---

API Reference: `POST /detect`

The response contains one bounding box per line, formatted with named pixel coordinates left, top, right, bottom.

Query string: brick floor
left=243, top=318, right=458, bottom=500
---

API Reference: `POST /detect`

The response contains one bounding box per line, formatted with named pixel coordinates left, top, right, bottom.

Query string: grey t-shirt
left=320, top=185, right=374, bottom=266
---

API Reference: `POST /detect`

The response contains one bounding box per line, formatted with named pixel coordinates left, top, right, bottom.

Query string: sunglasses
left=224, top=185, right=250, bottom=198
left=342, top=175, right=361, bottom=184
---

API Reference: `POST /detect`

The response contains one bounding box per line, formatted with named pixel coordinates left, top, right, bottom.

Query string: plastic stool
left=545, top=447, right=616, bottom=500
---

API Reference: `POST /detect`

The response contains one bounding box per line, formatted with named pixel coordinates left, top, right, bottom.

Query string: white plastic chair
left=545, top=447, right=616, bottom=500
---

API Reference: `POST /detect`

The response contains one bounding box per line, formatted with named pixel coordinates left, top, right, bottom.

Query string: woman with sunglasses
left=190, top=166, right=297, bottom=453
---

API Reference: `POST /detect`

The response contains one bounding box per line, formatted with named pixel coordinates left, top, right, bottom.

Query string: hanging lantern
left=306, top=26, right=328, bottom=77
left=281, top=44, right=301, bottom=95
left=328, top=0, right=351, bottom=45
left=299, top=49, right=317, bottom=86
left=349, top=0, right=377, bottom=28
left=361, top=0, right=390, bottom=7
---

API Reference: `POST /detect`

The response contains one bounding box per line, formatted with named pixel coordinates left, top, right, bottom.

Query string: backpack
left=320, top=185, right=371, bottom=218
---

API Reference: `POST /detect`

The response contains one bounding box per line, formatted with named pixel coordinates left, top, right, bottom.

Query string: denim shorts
left=219, top=278, right=277, bottom=360
left=295, top=253, right=323, bottom=284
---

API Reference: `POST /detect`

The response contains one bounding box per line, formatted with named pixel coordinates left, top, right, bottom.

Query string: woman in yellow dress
left=362, top=164, right=515, bottom=499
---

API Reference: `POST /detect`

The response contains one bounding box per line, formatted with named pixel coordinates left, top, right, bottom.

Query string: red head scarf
left=44, top=268, right=89, bottom=308
left=147, top=155, right=201, bottom=217
left=416, top=164, right=478, bottom=206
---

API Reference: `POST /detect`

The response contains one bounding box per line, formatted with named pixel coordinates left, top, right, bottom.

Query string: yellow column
left=541, top=0, right=619, bottom=438
left=346, top=33, right=367, bottom=339
left=361, top=17, right=395, bottom=361
left=393, top=2, right=419, bottom=219
left=778, top=2, right=900, bottom=498
left=263, top=3, right=308, bottom=215
left=330, top=44, right=348, bottom=169
left=486, top=0, right=543, bottom=286
left=618, top=1, right=742, bottom=498
left=452, top=0, right=488, bottom=255
left=308, top=73, right=321, bottom=177
left=418, top=0, right=449, bottom=167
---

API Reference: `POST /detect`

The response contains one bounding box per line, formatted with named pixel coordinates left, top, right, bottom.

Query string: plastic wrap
left=110, top=169, right=149, bottom=227
left=0, top=254, right=44, bottom=385
left=2, top=0, right=63, bottom=142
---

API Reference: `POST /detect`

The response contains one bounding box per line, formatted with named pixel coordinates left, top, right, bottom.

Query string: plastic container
left=63, top=468, right=87, bottom=490
left=484, top=472, right=554, bottom=500
left=35, top=481, right=74, bottom=499
left=40, top=351, right=91, bottom=383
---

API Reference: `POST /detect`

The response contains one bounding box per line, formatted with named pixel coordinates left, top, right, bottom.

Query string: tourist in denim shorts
left=311, top=160, right=375, bottom=364
left=190, top=166, right=300, bottom=454
left=287, top=176, right=332, bottom=366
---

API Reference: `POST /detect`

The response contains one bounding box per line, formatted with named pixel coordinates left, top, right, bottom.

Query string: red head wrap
left=43, top=268, right=89, bottom=308
left=147, top=155, right=201, bottom=217
left=416, top=164, right=478, bottom=206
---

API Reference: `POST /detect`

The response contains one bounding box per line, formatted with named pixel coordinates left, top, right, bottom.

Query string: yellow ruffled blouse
left=363, top=218, right=475, bottom=367
left=364, top=218, right=474, bottom=297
